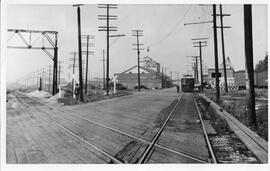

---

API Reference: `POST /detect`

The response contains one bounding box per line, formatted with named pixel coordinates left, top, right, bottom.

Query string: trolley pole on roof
left=244, top=4, right=257, bottom=129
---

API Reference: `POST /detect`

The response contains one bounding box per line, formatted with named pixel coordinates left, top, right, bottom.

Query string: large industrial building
left=206, top=57, right=268, bottom=89
left=115, top=56, right=173, bottom=89
left=207, top=57, right=237, bottom=89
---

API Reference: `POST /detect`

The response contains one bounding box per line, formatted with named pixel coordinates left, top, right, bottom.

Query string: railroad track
left=200, top=94, right=268, bottom=163
left=12, top=91, right=217, bottom=164
left=13, top=91, right=122, bottom=164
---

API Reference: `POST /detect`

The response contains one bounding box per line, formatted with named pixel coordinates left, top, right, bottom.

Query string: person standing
left=176, top=85, right=180, bottom=93
left=74, top=83, right=80, bottom=101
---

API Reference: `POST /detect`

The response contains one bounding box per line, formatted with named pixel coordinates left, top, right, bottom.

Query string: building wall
left=207, top=68, right=235, bottom=86
left=208, top=68, right=234, bottom=79
left=256, top=70, right=268, bottom=87
left=116, top=73, right=163, bottom=89
left=234, top=70, right=268, bottom=88
left=234, top=70, right=245, bottom=87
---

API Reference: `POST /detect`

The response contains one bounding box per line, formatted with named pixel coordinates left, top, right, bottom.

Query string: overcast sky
left=5, top=4, right=267, bottom=83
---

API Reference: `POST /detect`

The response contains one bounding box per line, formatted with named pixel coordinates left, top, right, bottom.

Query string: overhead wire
left=149, top=5, right=193, bottom=47
left=109, top=36, right=121, bottom=47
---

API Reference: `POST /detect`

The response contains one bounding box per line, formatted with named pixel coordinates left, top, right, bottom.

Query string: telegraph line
left=81, top=34, right=95, bottom=94
left=184, top=4, right=221, bottom=102
left=150, top=4, right=193, bottom=46
left=192, top=38, right=208, bottom=91
left=98, top=4, right=125, bottom=95
left=132, top=29, right=144, bottom=92
left=73, top=4, right=84, bottom=102
left=217, top=4, right=231, bottom=93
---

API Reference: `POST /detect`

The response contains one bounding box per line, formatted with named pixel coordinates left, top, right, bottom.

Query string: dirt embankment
left=203, top=89, right=268, bottom=141
left=196, top=96, right=259, bottom=163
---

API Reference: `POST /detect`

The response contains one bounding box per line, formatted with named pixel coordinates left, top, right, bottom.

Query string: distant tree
left=255, top=54, right=268, bottom=72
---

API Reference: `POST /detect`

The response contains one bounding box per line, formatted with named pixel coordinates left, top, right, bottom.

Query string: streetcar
left=181, top=77, right=195, bottom=92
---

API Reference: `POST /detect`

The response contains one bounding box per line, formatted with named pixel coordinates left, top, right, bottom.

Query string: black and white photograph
left=0, top=0, right=269, bottom=170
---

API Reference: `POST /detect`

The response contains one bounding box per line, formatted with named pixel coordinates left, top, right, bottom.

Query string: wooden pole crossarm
left=184, top=21, right=213, bottom=26
left=7, top=46, right=55, bottom=50
left=109, top=34, right=125, bottom=37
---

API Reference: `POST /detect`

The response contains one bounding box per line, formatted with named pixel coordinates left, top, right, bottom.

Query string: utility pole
left=42, top=68, right=45, bottom=90
left=164, top=67, right=167, bottom=88
left=187, top=56, right=200, bottom=84
left=213, top=4, right=220, bottom=102
left=199, top=41, right=204, bottom=91
left=32, top=72, right=35, bottom=88
left=53, top=33, right=58, bottom=95
left=37, top=69, right=39, bottom=88
left=58, top=61, right=61, bottom=86
left=85, top=35, right=89, bottom=94
left=98, top=4, right=124, bottom=95
left=195, top=58, right=198, bottom=83
left=192, top=38, right=208, bottom=91
left=161, top=67, right=164, bottom=88
left=48, top=65, right=52, bottom=92
left=69, top=52, right=88, bottom=92
left=244, top=4, right=257, bottom=128
left=82, top=34, right=95, bottom=94
left=184, top=5, right=220, bottom=100
left=74, top=4, right=84, bottom=102
left=217, top=4, right=231, bottom=93
left=132, top=30, right=144, bottom=92
left=39, top=69, right=42, bottom=91
left=72, top=53, right=76, bottom=91
left=177, top=72, right=179, bottom=85
left=101, top=49, right=106, bottom=89
left=193, top=63, right=196, bottom=81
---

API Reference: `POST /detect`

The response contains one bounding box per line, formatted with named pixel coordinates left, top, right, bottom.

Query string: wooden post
left=77, top=6, right=84, bottom=102
left=213, top=4, right=220, bottom=102
left=244, top=4, right=257, bottom=128
left=199, top=41, right=204, bottom=92
left=220, top=4, right=229, bottom=93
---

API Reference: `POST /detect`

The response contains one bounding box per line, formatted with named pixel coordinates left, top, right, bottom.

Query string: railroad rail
left=13, top=91, right=217, bottom=163
left=199, top=94, right=268, bottom=163
left=13, top=92, right=123, bottom=164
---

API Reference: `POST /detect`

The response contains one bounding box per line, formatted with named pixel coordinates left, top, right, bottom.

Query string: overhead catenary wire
left=149, top=5, right=193, bottom=47
left=109, top=36, right=121, bottom=46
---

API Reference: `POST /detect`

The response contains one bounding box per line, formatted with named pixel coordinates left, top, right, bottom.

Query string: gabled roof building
left=115, top=56, right=172, bottom=89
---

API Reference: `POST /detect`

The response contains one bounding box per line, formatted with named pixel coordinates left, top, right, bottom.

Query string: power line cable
left=149, top=5, right=193, bottom=46
left=109, top=36, right=120, bottom=47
